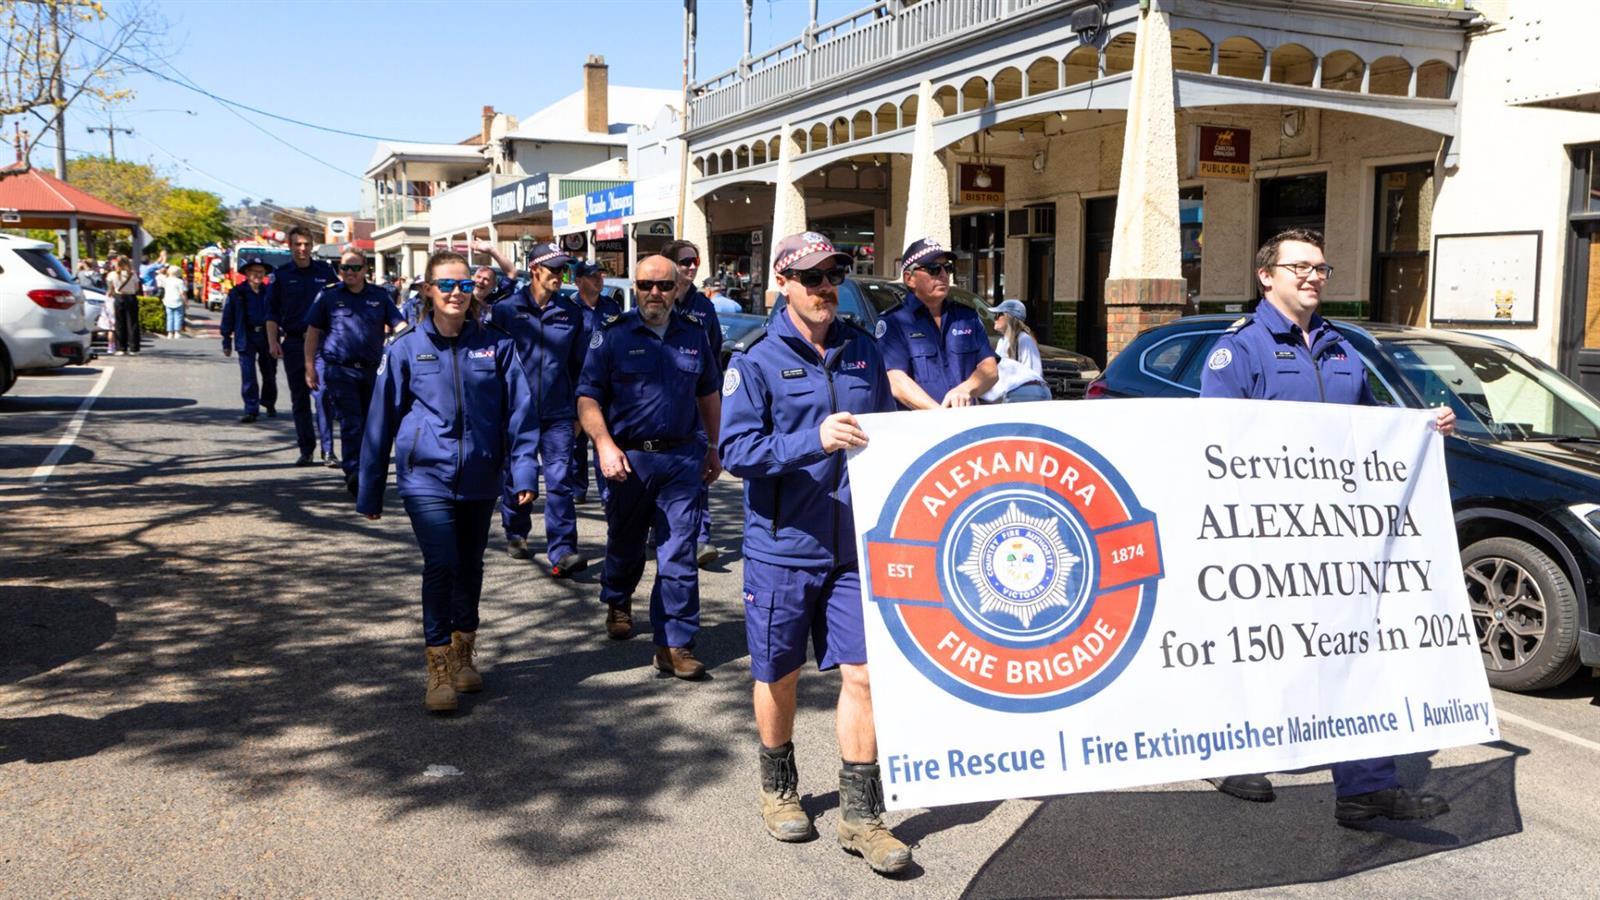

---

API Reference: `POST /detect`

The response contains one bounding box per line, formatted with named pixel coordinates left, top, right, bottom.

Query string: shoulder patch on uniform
left=873, top=318, right=887, bottom=339
left=721, top=366, right=741, bottom=397
left=1206, top=347, right=1233, bottom=371
left=589, top=330, right=604, bottom=350
left=1223, top=315, right=1253, bottom=335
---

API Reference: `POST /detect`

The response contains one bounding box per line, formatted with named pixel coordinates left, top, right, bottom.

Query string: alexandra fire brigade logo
left=864, top=424, right=1163, bottom=712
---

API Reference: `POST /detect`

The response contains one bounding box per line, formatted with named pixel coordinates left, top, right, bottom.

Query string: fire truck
left=202, top=232, right=294, bottom=310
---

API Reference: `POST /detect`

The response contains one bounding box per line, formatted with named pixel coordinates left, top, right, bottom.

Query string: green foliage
left=64, top=156, right=233, bottom=254
left=138, top=295, right=165, bottom=334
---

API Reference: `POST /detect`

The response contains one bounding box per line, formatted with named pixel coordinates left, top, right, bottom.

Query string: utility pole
left=51, top=3, right=67, bottom=179
left=86, top=111, right=135, bottom=161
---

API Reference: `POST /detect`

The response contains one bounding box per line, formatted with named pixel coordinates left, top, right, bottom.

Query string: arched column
left=902, top=80, right=951, bottom=249
left=770, top=125, right=808, bottom=246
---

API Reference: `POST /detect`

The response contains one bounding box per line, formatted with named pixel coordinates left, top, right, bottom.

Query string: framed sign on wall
left=1430, top=231, right=1542, bottom=326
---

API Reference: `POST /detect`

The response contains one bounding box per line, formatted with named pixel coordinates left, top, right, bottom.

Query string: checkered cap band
left=902, top=240, right=952, bottom=271
left=775, top=239, right=841, bottom=273
left=529, top=249, right=569, bottom=268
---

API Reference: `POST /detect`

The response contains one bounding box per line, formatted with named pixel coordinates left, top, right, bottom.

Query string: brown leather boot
left=450, top=630, right=482, bottom=693
left=605, top=602, right=633, bottom=640
left=758, top=742, right=814, bottom=842
left=837, top=762, right=911, bottom=874
left=653, top=646, right=705, bottom=679
left=423, top=645, right=457, bottom=713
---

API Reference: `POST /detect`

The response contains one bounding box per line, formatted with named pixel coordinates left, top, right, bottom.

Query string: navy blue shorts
left=743, top=557, right=867, bottom=683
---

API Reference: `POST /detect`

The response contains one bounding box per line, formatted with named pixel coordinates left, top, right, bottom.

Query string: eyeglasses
left=635, top=279, right=677, bottom=293
left=676, top=256, right=699, bottom=267
left=338, top=264, right=365, bottom=272
left=782, top=267, right=848, bottom=288
left=1273, top=262, right=1334, bottom=280
left=430, top=278, right=474, bottom=294
left=912, top=263, right=955, bottom=276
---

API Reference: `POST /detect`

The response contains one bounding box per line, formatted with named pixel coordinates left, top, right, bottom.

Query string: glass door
left=1371, top=162, right=1434, bottom=325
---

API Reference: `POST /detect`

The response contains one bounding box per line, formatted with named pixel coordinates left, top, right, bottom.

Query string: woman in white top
left=982, top=299, right=1051, bottom=402
left=160, top=264, right=187, bottom=338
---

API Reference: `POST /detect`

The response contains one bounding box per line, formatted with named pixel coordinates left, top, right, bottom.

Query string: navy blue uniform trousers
left=501, top=419, right=578, bottom=563
left=323, top=362, right=377, bottom=479
left=599, top=443, right=703, bottom=648
left=278, top=336, right=316, bottom=456
left=236, top=335, right=277, bottom=415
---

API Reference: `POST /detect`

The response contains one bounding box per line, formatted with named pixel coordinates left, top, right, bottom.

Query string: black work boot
left=1335, top=787, right=1450, bottom=824
left=758, top=742, right=814, bottom=842
left=837, top=762, right=911, bottom=875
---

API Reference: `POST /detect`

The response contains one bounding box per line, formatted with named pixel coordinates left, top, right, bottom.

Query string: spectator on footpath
left=1199, top=227, right=1456, bottom=824
left=160, top=264, right=186, bottom=338
left=878, top=237, right=998, bottom=409
left=980, top=298, right=1051, bottom=403
left=576, top=254, right=721, bottom=678
left=358, top=250, right=540, bottom=714
left=719, top=231, right=910, bottom=874
left=107, top=256, right=141, bottom=356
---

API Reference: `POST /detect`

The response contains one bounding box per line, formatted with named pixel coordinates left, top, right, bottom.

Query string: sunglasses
left=912, top=262, right=955, bottom=276
left=430, top=278, right=474, bottom=294
left=783, top=267, right=848, bottom=288
left=338, top=264, right=365, bottom=272
left=635, top=279, right=677, bottom=293
left=676, top=256, right=699, bottom=267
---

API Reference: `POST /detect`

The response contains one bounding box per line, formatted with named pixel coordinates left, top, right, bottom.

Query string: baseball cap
left=987, top=299, right=1028, bottom=319
left=771, top=231, right=852, bottom=274
left=900, top=237, right=957, bottom=274
left=526, top=242, right=574, bottom=270
left=573, top=260, right=603, bottom=277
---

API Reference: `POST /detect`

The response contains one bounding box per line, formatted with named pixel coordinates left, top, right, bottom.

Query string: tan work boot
left=424, top=645, right=457, bottom=712
left=837, top=762, right=911, bottom=874
left=450, top=630, right=482, bottom=693
left=654, top=646, right=706, bottom=680
left=758, top=742, right=814, bottom=842
left=605, top=602, right=633, bottom=640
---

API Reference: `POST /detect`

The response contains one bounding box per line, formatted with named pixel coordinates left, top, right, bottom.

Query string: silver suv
left=0, top=234, right=89, bottom=396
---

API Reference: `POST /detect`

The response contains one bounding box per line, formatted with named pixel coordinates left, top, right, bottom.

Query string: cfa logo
left=863, top=424, right=1163, bottom=712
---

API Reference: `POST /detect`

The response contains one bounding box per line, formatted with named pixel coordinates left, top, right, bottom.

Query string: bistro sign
left=957, top=163, right=1005, bottom=205
left=491, top=174, right=551, bottom=222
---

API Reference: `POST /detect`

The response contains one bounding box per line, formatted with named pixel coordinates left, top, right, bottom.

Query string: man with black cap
left=490, top=242, right=590, bottom=577
left=219, top=255, right=278, bottom=423
left=571, top=259, right=621, bottom=505
left=661, top=239, right=723, bottom=568
left=877, top=237, right=998, bottom=409
left=720, top=231, right=910, bottom=874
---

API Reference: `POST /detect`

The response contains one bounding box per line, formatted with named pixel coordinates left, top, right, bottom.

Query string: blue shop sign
left=584, top=184, right=634, bottom=224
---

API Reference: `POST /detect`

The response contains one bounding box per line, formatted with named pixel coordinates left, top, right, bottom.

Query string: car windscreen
left=16, top=247, right=73, bottom=283
left=1383, top=339, right=1600, bottom=440
left=835, top=279, right=877, bottom=326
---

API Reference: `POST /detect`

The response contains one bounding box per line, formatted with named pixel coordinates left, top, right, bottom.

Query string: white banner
left=847, top=399, right=1497, bottom=811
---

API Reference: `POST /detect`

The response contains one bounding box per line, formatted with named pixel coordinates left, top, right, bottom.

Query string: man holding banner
left=1200, top=228, right=1456, bottom=822
left=719, top=233, right=909, bottom=874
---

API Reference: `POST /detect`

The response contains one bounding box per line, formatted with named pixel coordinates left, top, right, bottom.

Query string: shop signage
left=553, top=197, right=585, bottom=232
left=957, top=164, right=1005, bottom=205
left=584, top=183, right=635, bottom=224
left=595, top=219, right=624, bottom=242
left=491, top=174, right=551, bottom=222
left=1197, top=127, right=1250, bottom=180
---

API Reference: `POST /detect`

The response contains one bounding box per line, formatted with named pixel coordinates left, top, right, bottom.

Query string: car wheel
left=1462, top=536, right=1581, bottom=691
left=0, top=341, right=14, bottom=397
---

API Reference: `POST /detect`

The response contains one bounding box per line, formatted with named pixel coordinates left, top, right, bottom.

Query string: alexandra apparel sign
left=490, top=174, right=550, bottom=222
left=847, top=399, right=1495, bottom=810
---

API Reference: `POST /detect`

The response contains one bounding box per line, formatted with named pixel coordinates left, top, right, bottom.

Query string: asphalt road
left=3, top=312, right=1598, bottom=898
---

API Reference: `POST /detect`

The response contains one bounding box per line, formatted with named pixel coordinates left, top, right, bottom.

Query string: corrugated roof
left=0, top=164, right=140, bottom=222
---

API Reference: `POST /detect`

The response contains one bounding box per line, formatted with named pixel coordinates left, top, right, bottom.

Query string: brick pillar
left=1105, top=277, right=1188, bottom=361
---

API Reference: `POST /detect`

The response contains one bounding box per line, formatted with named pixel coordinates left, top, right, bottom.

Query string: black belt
left=616, top=437, right=690, bottom=452
left=326, top=359, right=374, bottom=371
left=282, top=329, right=306, bottom=339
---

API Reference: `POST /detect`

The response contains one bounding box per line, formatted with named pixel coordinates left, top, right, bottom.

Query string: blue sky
left=36, top=0, right=863, bottom=212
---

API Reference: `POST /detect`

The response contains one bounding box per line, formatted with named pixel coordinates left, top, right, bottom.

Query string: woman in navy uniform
left=358, top=250, right=541, bottom=713
left=219, top=256, right=278, bottom=422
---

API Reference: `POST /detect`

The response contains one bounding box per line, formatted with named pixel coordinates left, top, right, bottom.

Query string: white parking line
left=1497, top=708, right=1600, bottom=754
left=29, top=365, right=114, bottom=486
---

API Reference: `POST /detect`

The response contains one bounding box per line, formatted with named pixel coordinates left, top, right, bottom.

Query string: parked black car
left=718, top=277, right=1102, bottom=398
left=1089, top=314, right=1600, bottom=692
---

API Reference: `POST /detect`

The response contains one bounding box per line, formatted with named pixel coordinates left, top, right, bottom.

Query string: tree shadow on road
left=960, top=747, right=1527, bottom=898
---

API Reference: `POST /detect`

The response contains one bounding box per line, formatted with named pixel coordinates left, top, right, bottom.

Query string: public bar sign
left=847, top=399, right=1495, bottom=810
left=1197, top=126, right=1251, bottom=180
left=957, top=164, right=1005, bottom=206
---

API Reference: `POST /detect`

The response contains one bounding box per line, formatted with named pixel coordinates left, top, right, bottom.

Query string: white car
left=0, top=234, right=90, bottom=396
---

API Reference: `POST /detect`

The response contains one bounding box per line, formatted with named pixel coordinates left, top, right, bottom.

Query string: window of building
left=1370, top=162, right=1434, bottom=325
left=1180, top=186, right=1203, bottom=300
left=1561, top=144, right=1600, bottom=395
left=952, top=211, right=1006, bottom=304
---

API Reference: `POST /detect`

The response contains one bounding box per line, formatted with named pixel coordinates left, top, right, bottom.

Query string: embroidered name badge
left=628, top=348, right=647, bottom=356
left=416, top=353, right=439, bottom=362
left=781, top=368, right=805, bottom=379
left=909, top=332, right=927, bottom=339
left=1275, top=350, right=1296, bottom=359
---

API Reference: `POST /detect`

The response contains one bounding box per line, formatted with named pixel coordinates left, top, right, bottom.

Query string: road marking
left=1497, top=708, right=1600, bottom=754
left=29, top=366, right=114, bottom=486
